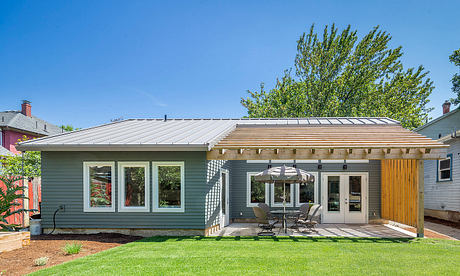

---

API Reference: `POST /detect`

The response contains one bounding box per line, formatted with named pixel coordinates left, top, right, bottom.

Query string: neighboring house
left=0, top=100, right=63, bottom=154
left=18, top=117, right=446, bottom=237
left=416, top=101, right=460, bottom=222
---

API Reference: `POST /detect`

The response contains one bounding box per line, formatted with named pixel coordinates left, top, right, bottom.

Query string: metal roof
left=17, top=117, right=400, bottom=151
left=0, top=146, right=14, bottom=156
left=0, top=111, right=63, bottom=136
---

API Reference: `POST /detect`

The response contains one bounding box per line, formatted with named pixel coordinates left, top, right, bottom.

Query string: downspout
left=21, top=151, right=25, bottom=227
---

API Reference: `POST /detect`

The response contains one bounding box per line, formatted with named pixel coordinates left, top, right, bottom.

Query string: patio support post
left=416, top=160, right=424, bottom=238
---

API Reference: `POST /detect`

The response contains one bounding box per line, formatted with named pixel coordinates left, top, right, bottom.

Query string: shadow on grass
left=136, top=236, right=414, bottom=244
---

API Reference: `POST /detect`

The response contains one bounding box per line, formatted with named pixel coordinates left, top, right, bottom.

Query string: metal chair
left=296, top=204, right=322, bottom=232
left=252, top=206, right=278, bottom=236
left=291, top=203, right=311, bottom=228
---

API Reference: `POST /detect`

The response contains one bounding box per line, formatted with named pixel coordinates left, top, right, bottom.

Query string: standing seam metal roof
left=16, top=117, right=400, bottom=150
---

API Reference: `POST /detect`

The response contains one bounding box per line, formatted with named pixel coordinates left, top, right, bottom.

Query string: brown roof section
left=213, top=125, right=448, bottom=149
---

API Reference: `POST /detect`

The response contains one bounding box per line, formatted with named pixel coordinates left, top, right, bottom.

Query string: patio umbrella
left=254, top=165, right=315, bottom=213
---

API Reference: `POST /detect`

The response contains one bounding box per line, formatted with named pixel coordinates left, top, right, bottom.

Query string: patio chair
left=257, top=203, right=274, bottom=219
left=252, top=206, right=278, bottom=236
left=296, top=204, right=322, bottom=232
left=291, top=203, right=311, bottom=228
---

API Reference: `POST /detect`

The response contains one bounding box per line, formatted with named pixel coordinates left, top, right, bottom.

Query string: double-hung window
left=153, top=162, right=185, bottom=212
left=295, top=172, right=318, bottom=206
left=83, top=162, right=115, bottom=212
left=438, top=154, right=453, bottom=182
left=246, top=172, right=269, bottom=207
left=271, top=183, right=294, bottom=207
left=118, top=162, right=150, bottom=212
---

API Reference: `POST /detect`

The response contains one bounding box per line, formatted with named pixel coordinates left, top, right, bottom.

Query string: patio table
left=271, top=210, right=300, bottom=234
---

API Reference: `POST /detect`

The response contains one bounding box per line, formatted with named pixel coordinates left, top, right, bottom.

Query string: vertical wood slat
left=381, top=159, right=419, bottom=228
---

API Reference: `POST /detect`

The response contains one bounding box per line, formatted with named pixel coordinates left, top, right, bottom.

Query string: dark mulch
left=0, top=233, right=142, bottom=276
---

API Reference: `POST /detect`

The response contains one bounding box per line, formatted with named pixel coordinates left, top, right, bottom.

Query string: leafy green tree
left=0, top=136, right=41, bottom=178
left=449, top=49, right=460, bottom=105
left=241, top=24, right=434, bottom=129
left=60, top=125, right=80, bottom=132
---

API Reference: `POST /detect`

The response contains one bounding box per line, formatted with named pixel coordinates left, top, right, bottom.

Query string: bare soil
left=0, top=233, right=142, bottom=276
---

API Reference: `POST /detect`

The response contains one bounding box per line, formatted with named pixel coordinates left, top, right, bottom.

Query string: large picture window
left=153, top=162, right=185, bottom=212
left=437, top=154, right=453, bottom=182
left=118, top=162, right=150, bottom=212
left=83, top=162, right=115, bottom=212
left=246, top=172, right=268, bottom=207
left=270, top=183, right=294, bottom=207
left=295, top=172, right=318, bottom=206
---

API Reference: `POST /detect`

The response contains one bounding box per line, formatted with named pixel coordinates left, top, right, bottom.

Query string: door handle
left=344, top=198, right=348, bottom=205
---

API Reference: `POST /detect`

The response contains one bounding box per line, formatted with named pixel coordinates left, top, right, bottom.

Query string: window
left=246, top=172, right=269, bottom=207
left=271, top=183, right=294, bottom=207
left=295, top=172, right=318, bottom=206
left=438, top=154, right=453, bottom=182
left=153, top=162, right=185, bottom=212
left=118, top=162, right=150, bottom=212
left=83, top=162, right=115, bottom=212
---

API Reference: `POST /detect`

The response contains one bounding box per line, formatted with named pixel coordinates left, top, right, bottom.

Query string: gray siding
left=41, top=151, right=207, bottom=229
left=417, top=110, right=460, bottom=139
left=424, top=139, right=460, bottom=212
left=205, top=160, right=228, bottom=228
left=229, top=161, right=381, bottom=220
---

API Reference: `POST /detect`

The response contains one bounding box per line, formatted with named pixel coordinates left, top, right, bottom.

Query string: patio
left=210, top=223, right=412, bottom=238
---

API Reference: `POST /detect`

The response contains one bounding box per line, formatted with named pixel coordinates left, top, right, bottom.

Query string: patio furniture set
left=252, top=203, right=323, bottom=236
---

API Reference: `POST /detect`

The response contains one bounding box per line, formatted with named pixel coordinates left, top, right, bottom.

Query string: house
left=0, top=100, right=63, bottom=155
left=416, top=101, right=460, bottom=222
left=17, top=117, right=447, bottom=237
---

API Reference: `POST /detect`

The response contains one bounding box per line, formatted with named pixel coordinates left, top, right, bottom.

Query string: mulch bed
left=0, top=233, right=142, bottom=276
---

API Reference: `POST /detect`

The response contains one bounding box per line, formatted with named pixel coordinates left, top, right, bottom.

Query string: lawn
left=30, top=236, right=460, bottom=276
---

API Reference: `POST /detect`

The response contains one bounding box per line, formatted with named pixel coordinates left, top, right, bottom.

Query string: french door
left=321, top=173, right=368, bottom=223
left=220, top=169, right=230, bottom=227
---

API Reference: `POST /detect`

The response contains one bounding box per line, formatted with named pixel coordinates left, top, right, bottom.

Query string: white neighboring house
left=416, top=101, right=460, bottom=222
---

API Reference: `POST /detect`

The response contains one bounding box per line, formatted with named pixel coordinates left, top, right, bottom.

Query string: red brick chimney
left=442, top=100, right=451, bottom=115
left=21, top=100, right=32, bottom=117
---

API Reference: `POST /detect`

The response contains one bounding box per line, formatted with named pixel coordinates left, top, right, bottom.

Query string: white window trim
left=118, top=162, right=150, bottom=212
left=345, top=160, right=369, bottom=164
left=246, top=172, right=269, bottom=207
left=438, top=155, right=452, bottom=182
left=246, top=160, right=270, bottom=163
left=83, top=161, right=115, bottom=212
left=270, top=183, right=294, bottom=207
left=295, top=160, right=319, bottom=163
left=271, top=160, right=294, bottom=164
left=295, top=172, right=319, bottom=207
left=320, top=160, right=345, bottom=163
left=152, top=161, right=185, bottom=212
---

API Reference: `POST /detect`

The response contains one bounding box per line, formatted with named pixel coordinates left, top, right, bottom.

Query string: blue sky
left=1, top=1, right=459, bottom=128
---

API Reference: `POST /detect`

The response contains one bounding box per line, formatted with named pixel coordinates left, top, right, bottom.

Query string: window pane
left=158, top=166, right=181, bottom=208
left=250, top=175, right=265, bottom=204
left=299, top=182, right=314, bottom=203
left=124, top=167, right=145, bottom=207
left=274, top=183, right=291, bottom=204
left=441, top=170, right=451, bottom=180
left=221, top=172, right=226, bottom=214
left=89, top=166, right=112, bottom=207
left=327, top=176, right=340, bottom=212
left=349, top=176, right=362, bottom=212
left=440, top=159, right=450, bottom=170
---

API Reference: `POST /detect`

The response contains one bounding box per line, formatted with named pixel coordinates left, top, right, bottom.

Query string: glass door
left=321, top=173, right=368, bottom=224
left=220, top=170, right=230, bottom=226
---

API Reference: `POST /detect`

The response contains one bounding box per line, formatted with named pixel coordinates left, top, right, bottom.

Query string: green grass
left=30, top=237, right=460, bottom=276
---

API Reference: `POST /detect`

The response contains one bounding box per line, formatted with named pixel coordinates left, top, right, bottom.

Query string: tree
left=449, top=49, right=460, bottom=105
left=60, top=125, right=80, bottom=132
left=241, top=24, right=434, bottom=129
left=0, top=136, right=41, bottom=178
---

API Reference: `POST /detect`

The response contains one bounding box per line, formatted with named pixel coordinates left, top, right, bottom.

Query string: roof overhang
left=15, top=144, right=209, bottom=152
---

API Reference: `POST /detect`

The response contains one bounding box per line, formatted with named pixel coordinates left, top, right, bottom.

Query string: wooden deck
left=210, top=223, right=412, bottom=238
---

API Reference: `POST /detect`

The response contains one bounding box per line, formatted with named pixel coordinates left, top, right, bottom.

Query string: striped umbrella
left=254, top=165, right=315, bottom=214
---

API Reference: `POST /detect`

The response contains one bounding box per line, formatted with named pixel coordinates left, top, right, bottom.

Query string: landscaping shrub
left=62, top=243, right=82, bottom=255
left=34, top=257, right=49, bottom=266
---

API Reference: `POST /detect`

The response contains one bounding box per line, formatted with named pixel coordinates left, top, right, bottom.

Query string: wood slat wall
left=381, top=159, right=419, bottom=227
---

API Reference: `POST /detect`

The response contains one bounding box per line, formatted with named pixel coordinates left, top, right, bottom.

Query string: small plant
left=62, top=243, right=82, bottom=255
left=34, top=257, right=49, bottom=266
